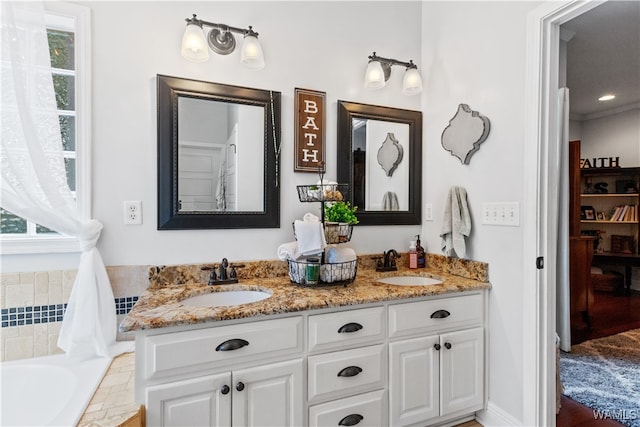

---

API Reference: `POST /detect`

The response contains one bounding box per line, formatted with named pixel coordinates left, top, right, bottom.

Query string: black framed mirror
left=157, top=75, right=281, bottom=229
left=337, top=100, right=422, bottom=225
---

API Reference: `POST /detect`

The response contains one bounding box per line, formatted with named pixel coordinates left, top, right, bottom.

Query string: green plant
left=324, top=201, right=359, bottom=224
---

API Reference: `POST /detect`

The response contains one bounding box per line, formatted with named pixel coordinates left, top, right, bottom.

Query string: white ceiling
left=561, top=0, right=640, bottom=119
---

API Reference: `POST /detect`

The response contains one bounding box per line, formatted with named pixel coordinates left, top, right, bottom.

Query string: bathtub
left=1, top=354, right=112, bottom=426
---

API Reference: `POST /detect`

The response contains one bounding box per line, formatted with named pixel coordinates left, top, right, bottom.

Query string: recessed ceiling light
left=598, top=94, right=616, bottom=101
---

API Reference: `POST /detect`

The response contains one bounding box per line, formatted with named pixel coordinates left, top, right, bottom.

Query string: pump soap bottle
left=409, top=241, right=418, bottom=269
left=416, top=235, right=426, bottom=268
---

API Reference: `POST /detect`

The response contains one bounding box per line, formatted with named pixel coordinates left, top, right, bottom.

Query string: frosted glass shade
left=364, top=60, right=385, bottom=90
left=241, top=35, right=265, bottom=69
left=402, top=67, right=423, bottom=95
left=181, top=24, right=209, bottom=62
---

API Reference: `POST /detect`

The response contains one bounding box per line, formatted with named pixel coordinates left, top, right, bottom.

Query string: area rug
left=560, top=328, right=640, bottom=427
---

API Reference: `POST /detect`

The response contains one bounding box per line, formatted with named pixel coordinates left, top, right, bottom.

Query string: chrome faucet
left=376, top=249, right=399, bottom=272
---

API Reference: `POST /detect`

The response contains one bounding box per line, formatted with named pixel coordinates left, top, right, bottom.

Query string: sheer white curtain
left=1, top=1, right=118, bottom=360
left=556, top=88, right=571, bottom=352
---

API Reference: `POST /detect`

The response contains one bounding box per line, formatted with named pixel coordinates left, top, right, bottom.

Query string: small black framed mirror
left=337, top=100, right=422, bottom=225
left=157, top=75, right=281, bottom=229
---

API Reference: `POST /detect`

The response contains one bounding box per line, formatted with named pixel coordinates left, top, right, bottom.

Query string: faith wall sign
left=295, top=88, right=325, bottom=172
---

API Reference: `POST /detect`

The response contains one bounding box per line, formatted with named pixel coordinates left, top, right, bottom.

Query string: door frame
left=523, top=1, right=605, bottom=425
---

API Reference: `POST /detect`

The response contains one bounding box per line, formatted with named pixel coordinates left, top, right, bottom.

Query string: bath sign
left=294, top=88, right=325, bottom=172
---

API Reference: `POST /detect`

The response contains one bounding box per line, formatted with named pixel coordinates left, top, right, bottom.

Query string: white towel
left=294, top=218, right=327, bottom=256
left=440, top=186, right=471, bottom=258
left=326, top=247, right=357, bottom=263
left=277, top=242, right=301, bottom=261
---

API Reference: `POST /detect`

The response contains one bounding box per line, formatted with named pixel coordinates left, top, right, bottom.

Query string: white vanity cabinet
left=146, top=359, right=303, bottom=427
left=135, top=291, right=487, bottom=427
left=138, top=317, right=304, bottom=427
left=307, top=306, right=388, bottom=427
left=388, top=293, right=486, bottom=427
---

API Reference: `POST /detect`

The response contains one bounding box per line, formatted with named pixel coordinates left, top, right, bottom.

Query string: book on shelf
left=608, top=204, right=637, bottom=222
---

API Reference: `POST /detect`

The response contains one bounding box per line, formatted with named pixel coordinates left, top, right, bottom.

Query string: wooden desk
left=592, top=252, right=640, bottom=294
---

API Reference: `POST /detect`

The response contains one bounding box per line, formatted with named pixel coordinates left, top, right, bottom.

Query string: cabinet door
left=440, top=327, right=484, bottom=416
left=389, top=335, right=440, bottom=426
left=146, top=372, right=231, bottom=427
left=232, top=358, right=304, bottom=427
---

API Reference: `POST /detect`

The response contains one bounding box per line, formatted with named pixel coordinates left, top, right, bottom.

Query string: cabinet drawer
left=309, top=389, right=386, bottom=427
left=308, top=306, right=385, bottom=353
left=143, top=316, right=302, bottom=381
left=308, top=344, right=385, bottom=402
left=389, top=293, right=483, bottom=338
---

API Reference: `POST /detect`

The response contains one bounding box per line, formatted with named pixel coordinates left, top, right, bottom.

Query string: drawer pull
left=339, top=414, right=364, bottom=426
left=236, top=382, right=245, bottom=392
left=434, top=343, right=441, bottom=351
left=215, top=338, right=249, bottom=352
left=444, top=342, right=452, bottom=350
left=337, top=366, right=363, bottom=378
left=430, top=309, right=451, bottom=319
left=338, top=322, right=363, bottom=333
left=220, top=385, right=230, bottom=395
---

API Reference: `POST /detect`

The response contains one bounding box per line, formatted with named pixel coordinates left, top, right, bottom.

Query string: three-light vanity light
left=180, top=14, right=265, bottom=69
left=364, top=52, right=423, bottom=96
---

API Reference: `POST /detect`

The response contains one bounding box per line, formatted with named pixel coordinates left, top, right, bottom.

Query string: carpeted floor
left=560, top=328, right=640, bottom=427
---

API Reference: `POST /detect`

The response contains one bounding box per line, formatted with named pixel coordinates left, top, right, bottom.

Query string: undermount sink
left=180, top=290, right=272, bottom=308
left=377, top=276, right=443, bottom=286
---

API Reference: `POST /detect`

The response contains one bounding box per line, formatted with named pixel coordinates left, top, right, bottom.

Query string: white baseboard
left=476, top=401, right=523, bottom=427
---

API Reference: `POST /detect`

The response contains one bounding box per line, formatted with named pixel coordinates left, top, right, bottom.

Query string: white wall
left=1, top=0, right=555, bottom=423
left=1, top=1, right=423, bottom=272
left=579, top=108, right=640, bottom=167
left=420, top=1, right=542, bottom=423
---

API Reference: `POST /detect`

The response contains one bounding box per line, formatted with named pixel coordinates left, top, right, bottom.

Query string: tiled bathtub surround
left=1, top=297, right=139, bottom=328
left=0, top=265, right=149, bottom=362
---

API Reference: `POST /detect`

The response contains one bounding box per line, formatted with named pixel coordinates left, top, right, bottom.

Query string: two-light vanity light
left=180, top=14, right=265, bottom=69
left=364, top=52, right=423, bottom=96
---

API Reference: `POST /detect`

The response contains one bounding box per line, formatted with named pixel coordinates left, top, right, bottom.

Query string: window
left=0, top=3, right=90, bottom=254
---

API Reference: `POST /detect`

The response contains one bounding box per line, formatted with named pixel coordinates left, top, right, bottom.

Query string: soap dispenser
left=409, top=241, right=418, bottom=269
left=415, top=235, right=426, bottom=268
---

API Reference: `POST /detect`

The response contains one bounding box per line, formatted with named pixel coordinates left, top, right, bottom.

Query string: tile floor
left=77, top=351, right=139, bottom=426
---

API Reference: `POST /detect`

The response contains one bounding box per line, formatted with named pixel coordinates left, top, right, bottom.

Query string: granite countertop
left=120, top=256, right=490, bottom=332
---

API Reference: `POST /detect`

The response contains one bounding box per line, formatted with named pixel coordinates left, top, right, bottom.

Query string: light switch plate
left=482, top=202, right=519, bottom=226
left=424, top=203, right=434, bottom=221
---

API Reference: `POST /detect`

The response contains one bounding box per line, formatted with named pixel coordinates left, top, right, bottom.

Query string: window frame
left=1, top=2, right=91, bottom=255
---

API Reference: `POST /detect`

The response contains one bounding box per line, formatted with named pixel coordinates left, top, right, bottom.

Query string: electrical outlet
left=124, top=201, right=142, bottom=225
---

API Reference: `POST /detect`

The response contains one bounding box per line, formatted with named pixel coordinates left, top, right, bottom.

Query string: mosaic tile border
left=1, top=296, right=138, bottom=328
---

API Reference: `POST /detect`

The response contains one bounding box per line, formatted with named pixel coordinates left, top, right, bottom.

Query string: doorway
left=523, top=1, right=605, bottom=425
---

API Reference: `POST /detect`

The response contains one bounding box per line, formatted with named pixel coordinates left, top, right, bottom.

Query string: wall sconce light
left=180, top=14, right=265, bottom=69
left=364, top=52, right=423, bottom=96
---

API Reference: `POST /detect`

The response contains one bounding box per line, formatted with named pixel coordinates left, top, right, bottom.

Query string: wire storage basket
left=323, top=222, right=354, bottom=244
left=292, top=222, right=354, bottom=244
left=296, top=184, right=350, bottom=203
left=287, top=259, right=358, bottom=286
